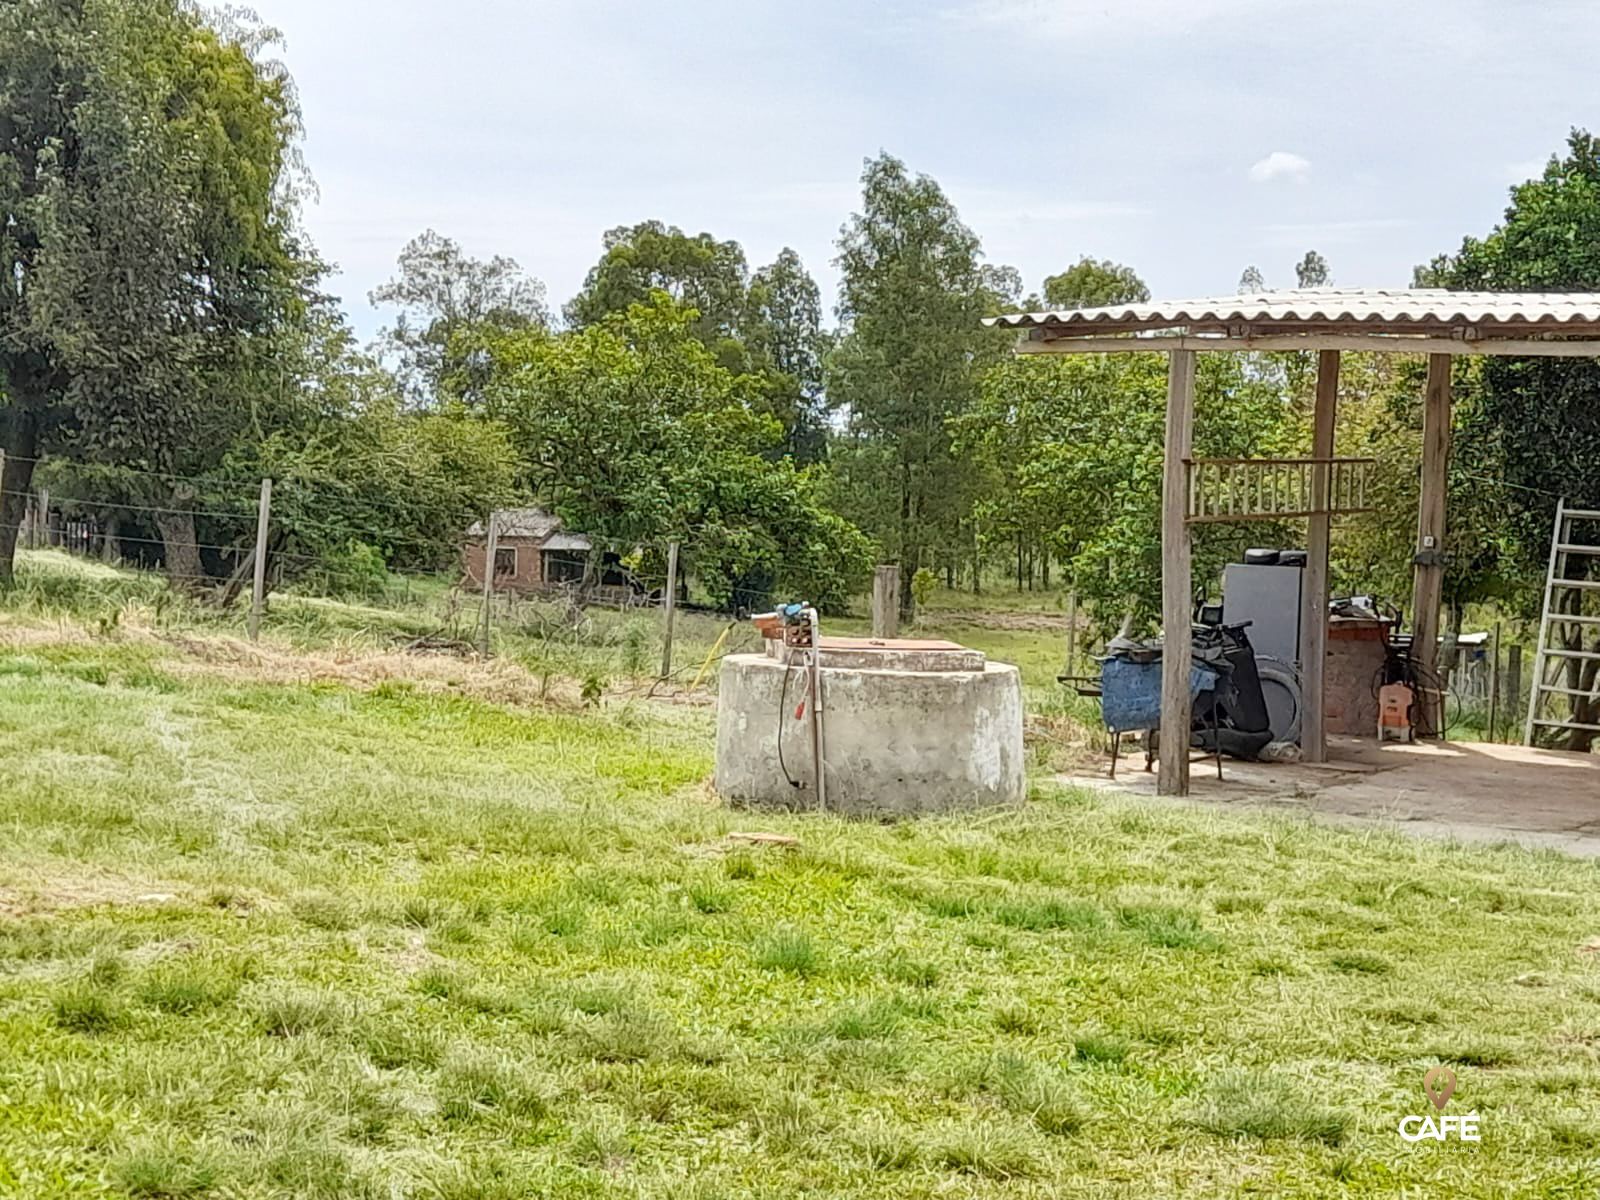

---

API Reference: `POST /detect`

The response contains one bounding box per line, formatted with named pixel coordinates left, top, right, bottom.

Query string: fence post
left=479, top=511, right=500, bottom=657
left=1487, top=621, right=1501, bottom=742
left=248, top=477, right=273, bottom=642
left=660, top=540, right=680, bottom=680
left=1065, top=588, right=1079, bottom=676
left=872, top=565, right=901, bottom=639
left=1505, top=644, right=1523, bottom=731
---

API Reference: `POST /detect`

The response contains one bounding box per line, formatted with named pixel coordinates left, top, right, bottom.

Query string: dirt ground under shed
left=1061, top=735, right=1600, bottom=856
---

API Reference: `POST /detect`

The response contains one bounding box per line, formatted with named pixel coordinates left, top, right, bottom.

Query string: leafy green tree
left=1423, top=128, right=1600, bottom=744
left=1238, top=265, right=1267, bottom=293
left=1295, top=250, right=1330, bottom=288
left=1041, top=258, right=1149, bottom=310
left=371, top=229, right=549, bottom=406
left=566, top=221, right=749, bottom=357
left=745, top=248, right=830, bottom=462
left=0, top=0, right=308, bottom=586
left=828, top=153, right=1011, bottom=618
left=959, top=353, right=1295, bottom=630
left=477, top=293, right=869, bottom=611
left=568, top=226, right=835, bottom=462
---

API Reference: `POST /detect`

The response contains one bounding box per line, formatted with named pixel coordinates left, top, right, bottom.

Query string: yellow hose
left=689, top=624, right=734, bottom=692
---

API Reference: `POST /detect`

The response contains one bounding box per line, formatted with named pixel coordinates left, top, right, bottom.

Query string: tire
left=1253, top=655, right=1304, bottom=745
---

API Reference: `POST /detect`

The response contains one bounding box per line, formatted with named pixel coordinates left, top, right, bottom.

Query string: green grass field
left=1, top=552, right=1598, bottom=1197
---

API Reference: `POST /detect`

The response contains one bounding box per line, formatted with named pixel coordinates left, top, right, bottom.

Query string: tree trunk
left=154, top=502, right=205, bottom=592
left=0, top=410, right=41, bottom=585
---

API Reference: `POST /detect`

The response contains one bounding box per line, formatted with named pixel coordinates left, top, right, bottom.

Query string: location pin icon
left=1424, top=1066, right=1457, bottom=1111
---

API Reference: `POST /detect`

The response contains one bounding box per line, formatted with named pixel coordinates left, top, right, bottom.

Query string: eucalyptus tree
left=827, top=153, right=1011, bottom=616
left=746, top=248, right=830, bottom=463
left=0, top=0, right=308, bottom=585
left=370, top=230, right=549, bottom=406
left=1042, top=257, right=1150, bottom=310
left=566, top=220, right=750, bottom=359
left=1295, top=250, right=1331, bottom=287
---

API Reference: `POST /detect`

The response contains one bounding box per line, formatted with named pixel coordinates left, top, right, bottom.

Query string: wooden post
left=872, top=565, right=901, bottom=639
left=36, top=488, right=49, bottom=549
left=1411, top=354, right=1451, bottom=736
left=479, top=511, right=499, bottom=657
left=660, top=540, right=680, bottom=680
left=1299, top=350, right=1339, bottom=762
left=247, top=478, right=272, bottom=642
left=1159, top=349, right=1196, bottom=797
left=1487, top=620, right=1502, bottom=743
left=1506, top=644, right=1523, bottom=737
left=1065, top=588, right=1079, bottom=676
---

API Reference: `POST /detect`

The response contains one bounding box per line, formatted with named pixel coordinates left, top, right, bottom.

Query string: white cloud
left=1248, top=151, right=1312, bottom=184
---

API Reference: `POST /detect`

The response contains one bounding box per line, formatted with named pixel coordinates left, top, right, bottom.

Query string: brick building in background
left=462, top=507, right=593, bottom=594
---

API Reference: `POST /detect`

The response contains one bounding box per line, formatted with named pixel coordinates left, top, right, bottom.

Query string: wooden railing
left=1185, top=457, right=1375, bottom=524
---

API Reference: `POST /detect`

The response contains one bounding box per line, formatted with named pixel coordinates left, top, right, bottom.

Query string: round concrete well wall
left=715, top=645, right=1025, bottom=818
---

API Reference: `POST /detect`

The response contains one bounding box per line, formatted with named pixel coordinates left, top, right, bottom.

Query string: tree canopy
left=827, top=152, right=1010, bottom=617
left=0, top=0, right=310, bottom=584
left=475, top=293, right=869, bottom=611
left=1295, top=250, right=1331, bottom=288
left=1041, top=258, right=1150, bottom=310
left=370, top=230, right=550, bottom=407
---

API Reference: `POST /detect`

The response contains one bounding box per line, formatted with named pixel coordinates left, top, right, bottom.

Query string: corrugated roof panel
left=986, top=288, right=1600, bottom=331
left=467, top=507, right=564, bottom=540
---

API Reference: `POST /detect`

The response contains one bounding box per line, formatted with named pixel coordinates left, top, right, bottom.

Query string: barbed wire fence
left=0, top=459, right=786, bottom=696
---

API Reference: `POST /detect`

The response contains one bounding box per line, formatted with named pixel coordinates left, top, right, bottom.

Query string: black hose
left=777, top=661, right=801, bottom=790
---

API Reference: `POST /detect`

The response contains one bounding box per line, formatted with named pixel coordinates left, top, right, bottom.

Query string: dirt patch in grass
left=0, top=868, right=188, bottom=919
left=922, top=610, right=1072, bottom=632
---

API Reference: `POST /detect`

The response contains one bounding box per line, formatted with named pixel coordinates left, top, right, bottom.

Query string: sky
left=251, top=0, right=1600, bottom=338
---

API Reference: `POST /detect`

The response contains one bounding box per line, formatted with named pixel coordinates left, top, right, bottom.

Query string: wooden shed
left=987, top=288, right=1600, bottom=795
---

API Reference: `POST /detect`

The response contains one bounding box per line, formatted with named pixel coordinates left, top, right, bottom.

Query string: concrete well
left=715, top=639, right=1025, bottom=818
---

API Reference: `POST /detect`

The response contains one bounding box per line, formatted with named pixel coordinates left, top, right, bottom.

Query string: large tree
left=370, top=229, right=549, bottom=406
left=477, top=293, right=869, bottom=611
left=0, top=0, right=307, bottom=586
left=745, top=248, right=830, bottom=462
left=565, top=221, right=749, bottom=357
left=827, top=153, right=1010, bottom=618
left=1295, top=250, right=1331, bottom=288
left=1042, top=257, right=1149, bottom=310
left=1424, top=128, right=1600, bottom=745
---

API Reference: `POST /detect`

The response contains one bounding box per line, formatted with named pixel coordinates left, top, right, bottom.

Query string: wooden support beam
left=1411, top=354, right=1452, bottom=736
left=1159, top=349, right=1196, bottom=797
left=872, top=565, right=901, bottom=639
left=1299, top=350, right=1339, bottom=763
left=1017, top=332, right=1600, bottom=358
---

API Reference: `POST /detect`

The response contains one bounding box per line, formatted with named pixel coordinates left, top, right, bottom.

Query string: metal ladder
left=1523, top=498, right=1600, bottom=745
